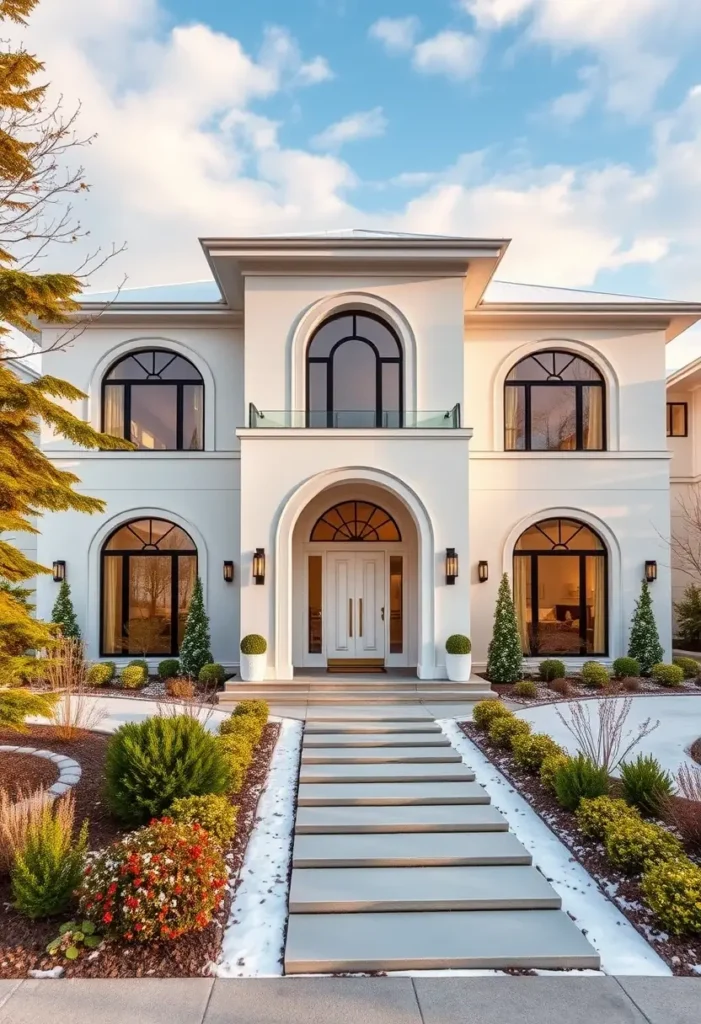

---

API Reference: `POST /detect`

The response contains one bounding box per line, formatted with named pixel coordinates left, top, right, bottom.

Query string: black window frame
left=666, top=402, right=688, bottom=437
left=100, top=517, right=198, bottom=657
left=514, top=518, right=608, bottom=657
left=306, top=311, right=404, bottom=428
left=505, top=350, right=606, bottom=452
left=310, top=500, right=402, bottom=542
left=101, top=348, right=205, bottom=451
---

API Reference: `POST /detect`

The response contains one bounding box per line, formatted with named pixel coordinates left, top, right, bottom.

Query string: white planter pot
left=445, top=652, right=472, bottom=682
left=239, top=652, right=267, bottom=682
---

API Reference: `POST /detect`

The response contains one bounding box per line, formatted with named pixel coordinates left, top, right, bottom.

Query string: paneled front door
left=326, top=551, right=386, bottom=661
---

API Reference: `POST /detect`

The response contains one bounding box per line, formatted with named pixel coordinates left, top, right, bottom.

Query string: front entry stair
left=284, top=714, right=600, bottom=974
left=219, top=677, right=494, bottom=707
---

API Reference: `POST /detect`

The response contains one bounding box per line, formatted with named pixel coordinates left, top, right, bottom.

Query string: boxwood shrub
left=604, top=817, right=682, bottom=875
left=488, top=715, right=531, bottom=749
left=673, top=656, right=700, bottom=680
left=641, top=858, right=701, bottom=935
left=612, top=656, right=640, bottom=680
left=472, top=700, right=512, bottom=731
left=158, top=658, right=180, bottom=681
left=651, top=662, right=684, bottom=687
left=575, top=795, right=640, bottom=841
left=539, top=659, right=566, bottom=682
left=580, top=661, right=610, bottom=689
left=511, top=733, right=563, bottom=773
left=512, top=680, right=537, bottom=699
left=445, top=634, right=471, bottom=655
left=240, top=634, right=267, bottom=655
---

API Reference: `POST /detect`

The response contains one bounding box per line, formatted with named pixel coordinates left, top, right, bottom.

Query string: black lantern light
left=478, top=560, right=489, bottom=583
left=645, top=560, right=657, bottom=584
left=252, top=548, right=266, bottom=585
left=446, top=548, right=459, bottom=585
left=223, top=560, right=234, bottom=583
left=52, top=560, right=66, bottom=583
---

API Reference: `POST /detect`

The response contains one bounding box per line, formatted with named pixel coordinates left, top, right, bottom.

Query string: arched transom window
left=102, top=349, right=204, bottom=450
left=310, top=501, right=402, bottom=542
left=505, top=350, right=605, bottom=451
left=513, top=517, right=607, bottom=657
left=307, top=311, right=403, bottom=428
left=101, top=517, right=197, bottom=656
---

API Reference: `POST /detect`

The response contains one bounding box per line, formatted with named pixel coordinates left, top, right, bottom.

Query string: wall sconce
left=478, top=560, right=489, bottom=583
left=223, top=561, right=234, bottom=583
left=446, top=548, right=459, bottom=585
left=252, top=548, right=266, bottom=585
left=52, top=560, right=66, bottom=583
left=645, top=560, right=657, bottom=584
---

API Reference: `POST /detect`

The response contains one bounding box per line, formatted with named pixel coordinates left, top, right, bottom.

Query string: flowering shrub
left=78, top=817, right=227, bottom=943
left=169, top=794, right=237, bottom=850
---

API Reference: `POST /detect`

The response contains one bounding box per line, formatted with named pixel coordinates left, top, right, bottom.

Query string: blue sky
left=18, top=0, right=701, bottom=365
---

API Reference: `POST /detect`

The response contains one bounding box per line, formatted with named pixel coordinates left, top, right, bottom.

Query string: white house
left=32, top=230, right=701, bottom=679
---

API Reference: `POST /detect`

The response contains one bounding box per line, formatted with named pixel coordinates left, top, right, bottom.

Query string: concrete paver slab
left=304, top=721, right=441, bottom=733
left=0, top=979, right=213, bottom=1024
left=615, top=977, right=701, bottom=1024
left=285, top=910, right=599, bottom=973
left=301, top=746, right=461, bottom=763
left=297, top=781, right=489, bottom=805
left=292, top=830, right=531, bottom=867
left=0, top=983, right=21, bottom=1014
left=305, top=706, right=432, bottom=719
left=303, top=733, right=450, bottom=747
left=288, top=864, right=561, bottom=912
left=295, top=803, right=509, bottom=833
left=299, top=761, right=475, bottom=782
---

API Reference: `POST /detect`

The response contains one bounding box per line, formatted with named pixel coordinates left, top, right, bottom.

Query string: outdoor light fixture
left=645, top=560, right=658, bottom=584
left=223, top=561, right=234, bottom=583
left=446, top=548, right=459, bottom=585
left=52, top=560, right=66, bottom=583
left=478, top=560, right=489, bottom=583
left=252, top=548, right=266, bottom=585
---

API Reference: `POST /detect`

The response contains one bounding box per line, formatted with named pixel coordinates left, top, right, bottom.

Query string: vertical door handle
left=359, top=598, right=363, bottom=637
left=381, top=606, right=385, bottom=622
left=349, top=598, right=353, bottom=637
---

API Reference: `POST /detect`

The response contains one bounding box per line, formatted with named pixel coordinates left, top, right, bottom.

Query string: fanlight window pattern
left=103, top=349, right=204, bottom=451
left=513, top=517, right=607, bottom=658
left=307, top=311, right=403, bottom=428
left=505, top=350, right=605, bottom=452
left=310, top=501, right=402, bottom=542
left=101, top=517, right=197, bottom=657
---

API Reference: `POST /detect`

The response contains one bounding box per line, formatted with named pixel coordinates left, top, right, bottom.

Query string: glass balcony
left=248, top=404, right=461, bottom=429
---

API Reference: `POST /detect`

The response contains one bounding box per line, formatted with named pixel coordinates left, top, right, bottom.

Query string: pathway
left=284, top=708, right=598, bottom=973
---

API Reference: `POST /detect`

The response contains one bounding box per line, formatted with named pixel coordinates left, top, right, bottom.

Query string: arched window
left=505, top=350, right=605, bottom=451
left=310, top=501, right=402, bottom=541
left=307, top=312, right=403, bottom=428
left=513, top=517, right=607, bottom=657
left=101, top=518, right=197, bottom=656
left=102, top=349, right=204, bottom=450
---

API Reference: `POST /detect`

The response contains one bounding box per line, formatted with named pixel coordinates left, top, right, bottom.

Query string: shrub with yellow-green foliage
left=488, top=715, right=530, bottom=749
left=218, top=732, right=254, bottom=794
left=673, top=656, right=700, bottom=680
left=540, top=751, right=570, bottom=791
left=169, top=794, right=237, bottom=850
left=575, top=796, right=640, bottom=841
left=604, top=817, right=683, bottom=875
left=472, top=700, right=513, bottom=731
left=231, top=699, right=269, bottom=726
left=119, top=665, right=147, bottom=690
left=641, top=858, right=701, bottom=936
left=650, top=662, right=684, bottom=688
left=0, top=687, right=59, bottom=732
left=511, top=733, right=563, bottom=773
left=512, top=680, right=537, bottom=699
left=87, top=662, right=115, bottom=686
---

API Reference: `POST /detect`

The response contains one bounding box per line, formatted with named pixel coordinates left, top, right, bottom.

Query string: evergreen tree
left=628, top=578, right=664, bottom=675
left=0, top=0, right=131, bottom=691
left=674, top=584, right=701, bottom=646
left=50, top=580, right=80, bottom=640
left=487, top=573, right=523, bottom=684
left=179, top=577, right=212, bottom=677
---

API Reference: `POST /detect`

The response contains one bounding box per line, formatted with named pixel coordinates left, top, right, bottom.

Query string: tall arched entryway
left=513, top=517, right=608, bottom=657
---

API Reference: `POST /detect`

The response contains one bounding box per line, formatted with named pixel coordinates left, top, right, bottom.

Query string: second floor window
left=102, top=349, right=204, bottom=450
left=505, top=350, right=605, bottom=451
left=307, top=311, right=403, bottom=427
left=667, top=402, right=688, bottom=437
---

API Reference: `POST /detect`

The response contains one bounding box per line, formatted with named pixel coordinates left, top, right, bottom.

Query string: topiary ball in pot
left=239, top=634, right=267, bottom=682
left=445, top=634, right=472, bottom=682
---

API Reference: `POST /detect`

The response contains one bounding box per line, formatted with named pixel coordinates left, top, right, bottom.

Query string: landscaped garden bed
left=461, top=700, right=701, bottom=976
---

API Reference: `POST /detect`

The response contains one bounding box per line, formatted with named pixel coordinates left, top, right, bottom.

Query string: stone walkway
left=284, top=710, right=598, bottom=973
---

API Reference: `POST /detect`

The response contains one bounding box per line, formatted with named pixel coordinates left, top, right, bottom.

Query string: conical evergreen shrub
left=628, top=579, right=664, bottom=675
left=486, top=573, right=523, bottom=684
left=50, top=580, right=81, bottom=641
left=179, top=576, right=212, bottom=677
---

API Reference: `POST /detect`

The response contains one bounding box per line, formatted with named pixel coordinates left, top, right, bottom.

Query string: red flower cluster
left=77, top=817, right=228, bottom=944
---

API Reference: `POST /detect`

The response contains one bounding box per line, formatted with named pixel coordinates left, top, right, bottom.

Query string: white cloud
left=369, top=16, right=420, bottom=53
left=296, top=55, right=334, bottom=85
left=412, top=31, right=483, bottom=81
left=312, top=108, right=388, bottom=151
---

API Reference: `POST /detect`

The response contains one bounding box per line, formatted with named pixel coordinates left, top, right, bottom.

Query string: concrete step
left=288, top=865, right=561, bottom=913
left=304, top=721, right=442, bottom=733
left=292, top=831, right=531, bottom=868
left=301, top=746, right=462, bottom=764
left=305, top=709, right=433, bottom=721
left=303, top=733, right=451, bottom=747
left=299, top=762, right=475, bottom=783
left=295, top=803, right=509, bottom=834
left=220, top=690, right=494, bottom=705
left=297, top=781, right=490, bottom=806
left=284, top=909, right=600, bottom=973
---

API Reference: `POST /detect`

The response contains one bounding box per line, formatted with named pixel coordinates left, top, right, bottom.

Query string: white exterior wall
left=668, top=385, right=701, bottom=631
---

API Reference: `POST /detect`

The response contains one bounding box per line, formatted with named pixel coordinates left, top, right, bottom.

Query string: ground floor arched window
left=513, top=517, right=607, bottom=656
left=101, top=517, right=197, bottom=656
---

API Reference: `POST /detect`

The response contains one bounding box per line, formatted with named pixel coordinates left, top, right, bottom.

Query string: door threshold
left=327, top=658, right=387, bottom=675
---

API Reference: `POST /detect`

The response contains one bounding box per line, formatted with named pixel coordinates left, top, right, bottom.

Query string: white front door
left=326, top=551, right=386, bottom=660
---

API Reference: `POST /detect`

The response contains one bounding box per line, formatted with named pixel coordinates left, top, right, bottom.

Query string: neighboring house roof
left=667, top=356, right=701, bottom=391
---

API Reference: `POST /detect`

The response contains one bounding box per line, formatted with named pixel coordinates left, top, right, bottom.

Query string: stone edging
left=0, top=744, right=81, bottom=797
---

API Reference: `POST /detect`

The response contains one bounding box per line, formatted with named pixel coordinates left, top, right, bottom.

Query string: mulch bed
left=0, top=721, right=280, bottom=979
left=0, top=752, right=58, bottom=798
left=460, top=721, right=701, bottom=976
left=491, top=677, right=701, bottom=707
left=692, top=738, right=701, bottom=766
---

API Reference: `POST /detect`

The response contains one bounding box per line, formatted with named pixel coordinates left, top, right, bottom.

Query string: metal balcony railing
left=248, top=405, right=461, bottom=429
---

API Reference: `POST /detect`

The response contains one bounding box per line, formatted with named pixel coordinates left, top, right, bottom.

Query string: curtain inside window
left=103, top=385, right=125, bottom=438
left=592, top=555, right=606, bottom=652
left=585, top=386, right=603, bottom=449
left=504, top=387, right=520, bottom=449
left=102, top=557, right=123, bottom=653
left=513, top=558, right=531, bottom=654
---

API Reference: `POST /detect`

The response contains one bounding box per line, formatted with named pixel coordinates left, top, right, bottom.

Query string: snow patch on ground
left=439, top=719, right=671, bottom=977
left=215, top=718, right=302, bottom=978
